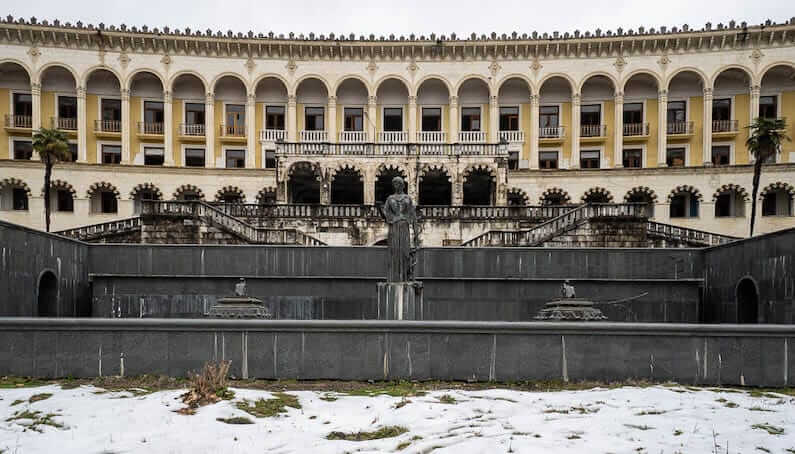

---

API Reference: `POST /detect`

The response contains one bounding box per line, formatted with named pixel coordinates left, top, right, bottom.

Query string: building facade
left=1, top=16, right=795, bottom=241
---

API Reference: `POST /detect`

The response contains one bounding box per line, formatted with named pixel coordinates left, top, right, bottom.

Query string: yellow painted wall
left=172, top=101, right=183, bottom=165
left=520, top=103, right=531, bottom=161
left=782, top=90, right=795, bottom=163
left=559, top=102, right=572, bottom=164
left=255, top=102, right=264, bottom=168
left=0, top=88, right=10, bottom=159
left=603, top=100, right=615, bottom=167
left=41, top=91, right=56, bottom=133
left=480, top=104, right=490, bottom=141
left=214, top=100, right=223, bottom=162
left=645, top=99, right=660, bottom=167
left=688, top=96, right=704, bottom=166
left=734, top=94, right=750, bottom=164
left=85, top=94, right=99, bottom=163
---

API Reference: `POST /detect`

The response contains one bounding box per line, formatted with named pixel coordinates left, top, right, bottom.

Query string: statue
left=234, top=278, right=247, bottom=297
left=380, top=177, right=420, bottom=282
left=561, top=279, right=576, bottom=298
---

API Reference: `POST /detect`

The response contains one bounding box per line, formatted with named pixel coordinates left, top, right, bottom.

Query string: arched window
left=462, top=166, right=496, bottom=206
left=87, top=182, right=119, bottom=214
left=539, top=188, right=571, bottom=206
left=0, top=178, right=31, bottom=211
left=375, top=165, right=407, bottom=204
left=288, top=163, right=320, bottom=204
left=419, top=167, right=451, bottom=205
left=330, top=167, right=364, bottom=205
left=761, top=182, right=794, bottom=217
left=668, top=186, right=701, bottom=218
left=713, top=184, right=748, bottom=218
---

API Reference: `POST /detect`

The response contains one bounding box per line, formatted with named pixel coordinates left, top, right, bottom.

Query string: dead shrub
left=179, top=361, right=232, bottom=410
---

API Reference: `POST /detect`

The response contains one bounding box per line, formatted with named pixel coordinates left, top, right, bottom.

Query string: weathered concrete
left=0, top=319, right=792, bottom=386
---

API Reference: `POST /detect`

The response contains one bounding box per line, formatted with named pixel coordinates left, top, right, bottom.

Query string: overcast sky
left=6, top=1, right=793, bottom=37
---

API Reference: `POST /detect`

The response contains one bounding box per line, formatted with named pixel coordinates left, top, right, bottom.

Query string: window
left=12, top=93, right=32, bottom=121
left=539, top=151, right=558, bottom=169
left=712, top=146, right=731, bottom=166
left=226, top=149, right=246, bottom=168
left=225, top=104, right=245, bottom=134
left=623, top=149, right=643, bottom=168
left=666, top=147, right=686, bottom=167
left=101, top=144, right=121, bottom=164
left=759, top=96, right=777, bottom=119
left=266, top=106, right=285, bottom=130
left=460, top=107, right=481, bottom=132
left=185, top=103, right=205, bottom=125
left=580, top=150, right=600, bottom=169
left=144, top=101, right=164, bottom=124
left=715, top=194, right=733, bottom=217
left=264, top=149, right=276, bottom=168
left=623, top=103, right=643, bottom=124
left=100, top=191, right=117, bottom=214
left=343, top=108, right=364, bottom=131
left=499, top=106, right=519, bottom=131
left=185, top=148, right=205, bottom=167
left=712, top=98, right=731, bottom=121
left=508, top=151, right=519, bottom=170
left=539, top=106, right=559, bottom=128
left=144, top=147, right=164, bottom=166
left=101, top=98, right=121, bottom=123
left=57, top=189, right=73, bottom=212
left=12, top=188, right=28, bottom=211
left=58, top=96, right=77, bottom=119
left=304, top=107, right=325, bottom=131
left=67, top=143, right=78, bottom=162
left=670, top=193, right=699, bottom=218
left=383, top=108, right=403, bottom=132
left=667, top=101, right=687, bottom=134
left=13, top=140, right=32, bottom=160
left=762, top=191, right=792, bottom=216
left=581, top=104, right=601, bottom=125
left=421, top=108, right=441, bottom=131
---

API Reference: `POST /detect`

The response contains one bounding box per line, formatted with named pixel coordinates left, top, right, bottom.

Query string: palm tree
left=32, top=127, right=71, bottom=232
left=745, top=117, right=791, bottom=237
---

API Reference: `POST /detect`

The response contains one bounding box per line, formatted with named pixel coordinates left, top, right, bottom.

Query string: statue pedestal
left=207, top=296, right=272, bottom=319
left=533, top=298, right=607, bottom=321
left=377, top=281, right=423, bottom=320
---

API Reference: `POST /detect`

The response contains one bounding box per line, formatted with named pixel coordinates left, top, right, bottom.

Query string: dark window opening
left=383, top=108, right=403, bottom=132
left=715, top=194, right=732, bottom=217
left=539, top=151, right=558, bottom=169
left=581, top=104, right=601, bottom=125
left=419, top=170, right=452, bottom=205
left=669, top=193, right=699, bottom=218
left=67, top=143, right=78, bottom=162
left=331, top=169, right=364, bottom=204
left=507, top=191, right=526, bottom=206
left=13, top=140, right=33, bottom=160
left=12, top=93, right=32, bottom=118
left=144, top=147, right=164, bottom=166
left=101, top=144, right=121, bottom=164
left=736, top=278, right=758, bottom=324
left=225, top=104, right=246, bottom=134
left=667, top=101, right=686, bottom=123
left=56, top=189, right=73, bottom=212
left=226, top=149, right=246, bottom=168
left=288, top=168, right=320, bottom=203
left=421, top=108, right=442, bottom=131
left=499, top=106, right=519, bottom=131
left=185, top=103, right=205, bottom=125
left=666, top=148, right=686, bottom=167
left=580, top=150, right=600, bottom=169
left=344, top=108, right=364, bottom=131
left=101, top=98, right=121, bottom=122
left=623, top=149, right=642, bottom=168
left=508, top=151, right=519, bottom=170
left=712, top=146, right=731, bottom=166
left=144, top=101, right=164, bottom=125
left=462, top=170, right=494, bottom=205
left=627, top=193, right=655, bottom=217
left=759, top=96, right=777, bottom=119
left=539, top=106, right=559, bottom=129
left=265, top=150, right=276, bottom=169
left=57, top=96, right=77, bottom=120
left=460, top=107, right=481, bottom=132
left=37, top=271, right=58, bottom=317
left=375, top=170, right=405, bottom=204
left=623, top=102, right=643, bottom=124
left=305, top=107, right=325, bottom=131
left=12, top=188, right=28, bottom=210
left=100, top=191, right=118, bottom=213
left=712, top=98, right=731, bottom=121
left=266, top=106, right=285, bottom=130
left=762, top=191, right=792, bottom=216
left=185, top=148, right=205, bottom=167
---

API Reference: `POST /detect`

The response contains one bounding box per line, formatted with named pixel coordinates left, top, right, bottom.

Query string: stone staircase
left=462, top=203, right=739, bottom=248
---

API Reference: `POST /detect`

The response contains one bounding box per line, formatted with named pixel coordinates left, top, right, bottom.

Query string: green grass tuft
left=235, top=392, right=301, bottom=418
left=28, top=393, right=53, bottom=403
left=326, top=425, right=408, bottom=441
left=751, top=423, right=784, bottom=435
left=216, top=416, right=254, bottom=425
left=10, top=399, right=25, bottom=406
left=624, top=424, right=654, bottom=431
left=437, top=394, right=457, bottom=404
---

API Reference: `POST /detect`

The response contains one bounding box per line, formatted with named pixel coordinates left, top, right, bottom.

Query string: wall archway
left=37, top=269, right=58, bottom=317
left=736, top=277, right=759, bottom=324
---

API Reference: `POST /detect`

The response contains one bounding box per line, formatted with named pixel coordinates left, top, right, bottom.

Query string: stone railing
left=667, top=121, right=694, bottom=135
left=540, top=126, right=564, bottom=139
left=581, top=124, right=607, bottom=137
left=712, top=120, right=739, bottom=133
left=623, top=122, right=649, bottom=136
left=52, top=116, right=77, bottom=130
left=646, top=221, right=738, bottom=247
left=220, top=124, right=246, bottom=137
left=5, top=114, right=32, bottom=129
left=138, top=122, right=163, bottom=135
left=55, top=217, right=142, bottom=240
left=416, top=131, right=446, bottom=143
left=459, top=131, right=487, bottom=143
left=179, top=123, right=205, bottom=136
left=339, top=131, right=367, bottom=142
left=301, top=130, right=328, bottom=142
left=260, top=129, right=286, bottom=142
left=378, top=131, right=408, bottom=143
left=275, top=142, right=508, bottom=157
left=94, top=119, right=121, bottom=133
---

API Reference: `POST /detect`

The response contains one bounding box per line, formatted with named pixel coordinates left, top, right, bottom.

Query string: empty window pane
left=13, top=140, right=33, bottom=160
left=461, top=107, right=481, bottom=132
left=666, top=148, right=686, bottom=167
left=623, top=149, right=643, bottom=168
left=101, top=192, right=117, bottom=213
left=540, top=151, right=558, bottom=169
left=266, top=106, right=285, bottom=129
left=57, top=189, right=73, bottom=212
left=144, top=147, right=164, bottom=166
left=185, top=148, right=205, bottom=167
left=344, top=108, right=364, bottom=131
left=226, top=149, right=246, bottom=168
left=580, top=150, right=600, bottom=169
left=623, top=103, right=643, bottom=124
left=759, top=96, right=777, bottom=119
left=422, top=108, right=441, bottom=131
left=383, top=108, right=403, bottom=132
left=305, top=107, right=325, bottom=131
left=712, top=146, right=731, bottom=165
left=101, top=145, right=121, bottom=164
left=581, top=104, right=601, bottom=125
left=12, top=188, right=28, bottom=210
left=499, top=106, right=519, bottom=131
left=185, top=103, right=205, bottom=124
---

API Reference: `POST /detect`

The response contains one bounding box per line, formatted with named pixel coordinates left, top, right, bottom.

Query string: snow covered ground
left=1, top=383, right=793, bottom=453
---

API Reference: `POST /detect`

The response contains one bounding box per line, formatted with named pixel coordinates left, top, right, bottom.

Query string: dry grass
left=179, top=361, right=232, bottom=410
left=326, top=425, right=408, bottom=441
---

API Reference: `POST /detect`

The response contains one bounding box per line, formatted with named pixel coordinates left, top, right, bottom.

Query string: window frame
left=264, top=105, right=286, bottom=130
left=183, top=146, right=207, bottom=167
left=499, top=105, right=520, bottom=131
left=421, top=107, right=443, bottom=132
left=539, top=150, right=560, bottom=170
left=303, top=106, right=326, bottom=131
left=460, top=106, right=482, bottom=132
left=382, top=106, right=404, bottom=132
left=224, top=148, right=246, bottom=168
left=99, top=142, right=122, bottom=165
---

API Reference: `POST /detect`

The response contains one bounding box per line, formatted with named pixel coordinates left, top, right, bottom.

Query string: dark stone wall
left=0, top=221, right=90, bottom=316
left=704, top=228, right=795, bottom=324
left=0, top=319, right=792, bottom=386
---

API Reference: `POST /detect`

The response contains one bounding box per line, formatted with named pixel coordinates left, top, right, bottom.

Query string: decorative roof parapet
left=2, top=15, right=795, bottom=60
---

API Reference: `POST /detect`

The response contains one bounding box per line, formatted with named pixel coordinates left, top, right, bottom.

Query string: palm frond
left=32, top=127, right=72, bottom=162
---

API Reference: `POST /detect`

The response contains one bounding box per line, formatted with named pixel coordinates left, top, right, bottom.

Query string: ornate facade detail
left=163, top=90, right=172, bottom=103
left=449, top=96, right=459, bottom=107
left=760, top=181, right=795, bottom=199
left=129, top=182, right=162, bottom=200
left=624, top=186, right=658, bottom=203
left=539, top=187, right=571, bottom=205
left=0, top=177, right=31, bottom=196
left=529, top=94, right=539, bottom=105
left=287, top=94, right=297, bottom=105
left=160, top=53, right=172, bottom=66
left=366, top=59, right=378, bottom=75
left=571, top=93, right=581, bottom=106
left=256, top=186, right=277, bottom=205
left=245, top=56, right=256, bottom=74
left=368, top=95, right=377, bottom=106
left=30, top=82, right=41, bottom=96
left=76, top=86, right=86, bottom=99
left=118, top=51, right=131, bottom=69
left=330, top=162, right=364, bottom=181
left=462, top=163, right=498, bottom=180
left=215, top=185, right=246, bottom=202
left=41, top=179, right=76, bottom=197
left=419, top=163, right=452, bottom=181
left=581, top=187, right=614, bottom=203
left=530, top=56, right=542, bottom=75
left=712, top=183, right=749, bottom=201
left=668, top=185, right=703, bottom=202
left=86, top=182, right=120, bottom=198
left=120, top=88, right=130, bottom=101
left=285, top=58, right=297, bottom=74
left=750, top=48, right=764, bottom=66
left=703, top=88, right=713, bottom=99
left=376, top=163, right=408, bottom=178
left=173, top=184, right=205, bottom=200
left=407, top=95, right=417, bottom=105
left=506, top=187, right=529, bottom=206
left=488, top=59, right=501, bottom=77
left=657, top=52, right=671, bottom=69
left=287, top=161, right=321, bottom=180
left=613, top=55, right=627, bottom=73
left=26, top=45, right=41, bottom=61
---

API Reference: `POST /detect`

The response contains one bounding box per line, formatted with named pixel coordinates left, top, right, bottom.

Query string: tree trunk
left=44, top=155, right=52, bottom=232
left=749, top=153, right=764, bottom=238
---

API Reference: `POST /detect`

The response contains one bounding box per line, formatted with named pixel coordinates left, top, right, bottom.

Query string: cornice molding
left=2, top=15, right=795, bottom=61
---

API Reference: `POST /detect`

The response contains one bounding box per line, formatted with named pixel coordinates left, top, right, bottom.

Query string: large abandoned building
left=1, top=16, right=795, bottom=245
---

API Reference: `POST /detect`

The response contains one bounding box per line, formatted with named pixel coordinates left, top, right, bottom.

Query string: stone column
left=702, top=88, right=713, bottom=166
left=657, top=89, right=668, bottom=167
left=448, top=95, right=458, bottom=143
left=287, top=94, right=297, bottom=142
left=77, top=85, right=88, bottom=163
left=570, top=93, right=581, bottom=169
left=327, top=96, right=337, bottom=143
left=408, top=96, right=417, bottom=142
left=121, top=88, right=131, bottom=164
left=246, top=93, right=256, bottom=168
left=529, top=94, right=540, bottom=169
left=320, top=169, right=330, bottom=205
left=489, top=94, right=499, bottom=143
left=163, top=90, right=174, bottom=166
left=30, top=82, right=41, bottom=131
left=363, top=168, right=375, bottom=205
left=749, top=84, right=760, bottom=124
left=205, top=92, right=215, bottom=168
left=367, top=95, right=378, bottom=142
left=613, top=91, right=624, bottom=168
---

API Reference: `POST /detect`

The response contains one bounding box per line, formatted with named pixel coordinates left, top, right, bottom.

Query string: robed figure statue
left=380, top=177, right=419, bottom=282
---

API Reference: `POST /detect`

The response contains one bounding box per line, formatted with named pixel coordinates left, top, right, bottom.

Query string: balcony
left=51, top=117, right=78, bottom=135
left=179, top=123, right=205, bottom=141
left=219, top=124, right=247, bottom=143
left=458, top=131, right=486, bottom=143
left=276, top=142, right=507, bottom=157
left=339, top=131, right=367, bottom=143
left=539, top=126, right=565, bottom=144
left=667, top=121, right=694, bottom=137
left=378, top=131, right=408, bottom=143
left=623, top=122, right=650, bottom=141
left=499, top=130, right=525, bottom=143
left=259, top=129, right=286, bottom=142
left=137, top=122, right=164, bottom=138
left=712, top=120, right=739, bottom=137
left=580, top=124, right=607, bottom=142
left=301, top=130, right=328, bottom=142
left=4, top=114, right=31, bottom=132
left=416, top=131, right=446, bottom=143
left=94, top=119, right=121, bottom=138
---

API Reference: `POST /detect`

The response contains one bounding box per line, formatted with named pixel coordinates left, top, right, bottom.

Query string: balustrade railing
left=138, top=122, right=163, bottom=135
left=5, top=114, right=32, bottom=129
left=646, top=221, right=738, bottom=246
left=378, top=131, right=408, bottom=143
left=180, top=123, right=205, bottom=136
left=667, top=121, right=694, bottom=135
left=540, top=126, right=564, bottom=139
left=623, top=122, right=649, bottom=136
left=259, top=129, right=286, bottom=142
left=416, top=131, right=446, bottom=143
left=52, top=116, right=78, bottom=130
left=301, top=130, right=328, bottom=142
left=55, top=217, right=142, bottom=240
left=221, top=124, right=246, bottom=137
left=459, top=131, right=486, bottom=143
left=339, top=131, right=367, bottom=142
left=580, top=124, right=607, bottom=137
left=275, top=142, right=508, bottom=157
left=712, top=120, right=738, bottom=133
left=499, top=130, right=524, bottom=142
left=94, top=119, right=121, bottom=133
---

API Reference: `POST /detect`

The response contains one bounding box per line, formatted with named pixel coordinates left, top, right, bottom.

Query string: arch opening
left=623, top=73, right=658, bottom=137
left=762, top=188, right=793, bottom=216
left=375, top=168, right=407, bottom=204
left=538, top=76, right=571, bottom=138
left=419, top=169, right=451, bottom=205
left=669, top=189, right=700, bottom=218
left=417, top=78, right=450, bottom=134
left=288, top=167, right=320, bottom=204
left=736, top=278, right=758, bottom=324
left=462, top=169, right=495, bottom=205
left=580, top=75, right=615, bottom=137
left=1, top=62, right=33, bottom=130
left=759, top=65, right=795, bottom=120
left=41, top=66, right=78, bottom=132
left=37, top=271, right=58, bottom=317
left=130, top=72, right=165, bottom=136
left=376, top=79, right=409, bottom=136
left=331, top=168, right=364, bottom=205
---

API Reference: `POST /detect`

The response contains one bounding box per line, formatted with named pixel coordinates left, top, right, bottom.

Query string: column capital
left=408, top=95, right=417, bottom=105
left=449, top=95, right=459, bottom=107
left=749, top=84, right=761, bottom=95
left=529, top=94, right=539, bottom=105
left=205, top=92, right=215, bottom=104
left=703, top=87, right=713, bottom=99
left=76, top=86, right=86, bottom=99
left=287, top=94, right=297, bottom=105
left=368, top=95, right=377, bottom=106
left=30, top=82, right=41, bottom=95
left=247, top=93, right=256, bottom=105
left=163, top=90, right=172, bottom=103
left=658, top=89, right=668, bottom=100
left=572, top=93, right=581, bottom=106
left=120, top=88, right=130, bottom=101
left=613, top=91, right=624, bottom=103
left=327, top=95, right=337, bottom=106
left=489, top=95, right=498, bottom=106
